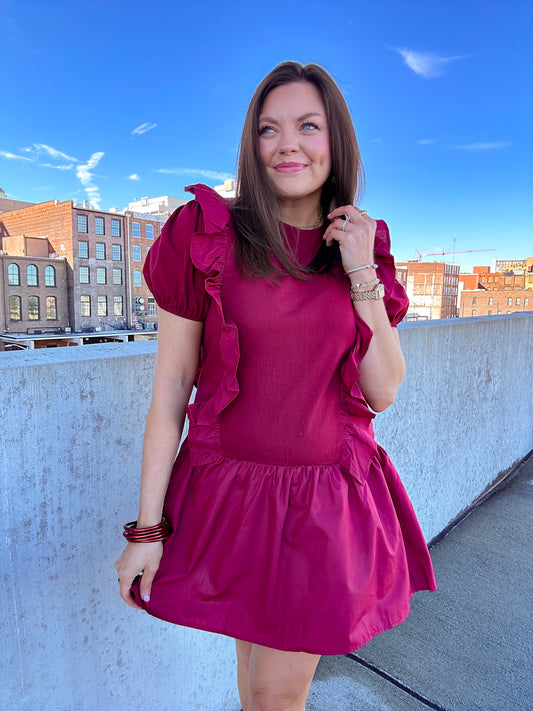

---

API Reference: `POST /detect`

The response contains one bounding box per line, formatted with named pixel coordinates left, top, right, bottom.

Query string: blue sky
left=1, top=0, right=531, bottom=271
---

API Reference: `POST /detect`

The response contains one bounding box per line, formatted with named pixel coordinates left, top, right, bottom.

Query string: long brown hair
left=231, top=61, right=365, bottom=278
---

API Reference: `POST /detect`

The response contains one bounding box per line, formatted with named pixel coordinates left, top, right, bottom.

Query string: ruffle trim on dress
left=184, top=185, right=240, bottom=442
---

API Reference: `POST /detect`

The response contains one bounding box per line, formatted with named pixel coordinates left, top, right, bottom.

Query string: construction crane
left=415, top=248, right=495, bottom=262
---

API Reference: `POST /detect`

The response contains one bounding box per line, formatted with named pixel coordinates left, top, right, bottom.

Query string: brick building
left=0, top=200, right=128, bottom=331
left=0, top=253, right=69, bottom=335
left=124, top=211, right=168, bottom=328
left=459, top=289, right=531, bottom=317
left=395, top=261, right=460, bottom=319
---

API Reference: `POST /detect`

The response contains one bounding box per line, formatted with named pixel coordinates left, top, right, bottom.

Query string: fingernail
left=143, top=594, right=150, bottom=603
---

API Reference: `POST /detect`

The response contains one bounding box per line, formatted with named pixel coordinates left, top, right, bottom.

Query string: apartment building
left=123, top=211, right=168, bottom=328
left=0, top=200, right=128, bottom=331
left=460, top=289, right=531, bottom=317
left=396, top=261, right=460, bottom=319
left=0, top=252, right=69, bottom=334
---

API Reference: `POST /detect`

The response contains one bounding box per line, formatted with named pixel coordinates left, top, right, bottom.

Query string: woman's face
left=258, top=81, right=331, bottom=206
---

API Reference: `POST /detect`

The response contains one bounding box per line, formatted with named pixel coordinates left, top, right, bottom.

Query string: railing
left=1, top=313, right=532, bottom=711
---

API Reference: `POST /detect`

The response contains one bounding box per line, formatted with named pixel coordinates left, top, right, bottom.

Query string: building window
left=28, top=295, right=40, bottom=320
left=472, top=296, right=476, bottom=305
left=80, top=266, right=90, bottom=284
left=79, top=241, right=89, bottom=258
left=78, top=214, right=88, bottom=233
left=146, top=246, right=150, bottom=255
left=80, top=295, right=91, bottom=316
left=112, top=244, right=122, bottom=261
left=487, top=310, right=492, bottom=315
left=516, top=297, right=521, bottom=305
left=97, top=295, right=107, bottom=316
left=146, top=224, right=154, bottom=240
left=8, top=263, right=20, bottom=285
left=114, top=295, right=123, bottom=316
left=45, top=266, right=56, bottom=287
left=46, top=296, right=57, bottom=320
left=507, top=297, right=512, bottom=306
left=112, top=268, right=122, bottom=285
left=132, top=222, right=141, bottom=238
left=95, top=242, right=106, bottom=260
left=133, top=271, right=142, bottom=287
left=96, top=267, right=106, bottom=284
left=9, top=295, right=21, bottom=321
left=27, top=264, right=38, bottom=286
left=471, top=309, right=476, bottom=317
left=95, top=217, right=105, bottom=235
left=111, top=219, right=121, bottom=237
left=525, top=298, right=529, bottom=306
left=488, top=297, right=493, bottom=305
left=132, top=245, right=142, bottom=261
left=147, top=296, right=156, bottom=316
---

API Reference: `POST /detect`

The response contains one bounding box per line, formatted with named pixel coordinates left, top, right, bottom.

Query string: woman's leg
left=247, top=643, right=321, bottom=711
left=235, top=639, right=253, bottom=710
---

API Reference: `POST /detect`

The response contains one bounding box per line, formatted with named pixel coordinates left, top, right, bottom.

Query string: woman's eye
left=259, top=125, right=275, bottom=136
left=302, top=122, right=319, bottom=131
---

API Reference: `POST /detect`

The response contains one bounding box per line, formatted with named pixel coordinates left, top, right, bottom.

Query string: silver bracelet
left=345, top=263, right=378, bottom=276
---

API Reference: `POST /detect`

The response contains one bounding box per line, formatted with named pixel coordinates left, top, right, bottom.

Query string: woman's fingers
left=115, top=541, right=163, bottom=609
left=323, top=205, right=376, bottom=270
left=118, top=576, right=143, bottom=609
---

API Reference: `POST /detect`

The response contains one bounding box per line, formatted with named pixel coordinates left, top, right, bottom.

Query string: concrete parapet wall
left=1, top=314, right=532, bottom=710
left=374, top=313, right=533, bottom=541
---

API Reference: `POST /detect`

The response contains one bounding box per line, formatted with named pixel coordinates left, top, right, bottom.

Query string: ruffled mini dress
left=131, top=184, right=437, bottom=655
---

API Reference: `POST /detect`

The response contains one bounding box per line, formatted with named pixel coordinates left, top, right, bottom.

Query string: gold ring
left=359, top=209, right=368, bottom=216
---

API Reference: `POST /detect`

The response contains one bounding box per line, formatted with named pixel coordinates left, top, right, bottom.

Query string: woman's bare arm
left=116, top=308, right=203, bottom=607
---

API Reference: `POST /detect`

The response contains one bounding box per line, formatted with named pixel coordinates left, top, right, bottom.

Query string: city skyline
left=1, top=0, right=532, bottom=271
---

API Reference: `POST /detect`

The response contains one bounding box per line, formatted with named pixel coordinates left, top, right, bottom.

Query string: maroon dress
left=131, top=184, right=436, bottom=655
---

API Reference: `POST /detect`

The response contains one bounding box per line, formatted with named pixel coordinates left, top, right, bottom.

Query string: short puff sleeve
left=143, top=202, right=209, bottom=321
left=374, top=219, right=409, bottom=327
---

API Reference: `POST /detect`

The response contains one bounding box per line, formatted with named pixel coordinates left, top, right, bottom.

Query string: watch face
left=376, top=283, right=385, bottom=298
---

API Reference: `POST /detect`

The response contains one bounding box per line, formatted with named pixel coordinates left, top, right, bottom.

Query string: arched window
left=8, top=263, right=20, bottom=285
left=9, top=295, right=21, bottom=321
left=27, top=264, right=38, bottom=286
left=45, top=265, right=56, bottom=287
left=46, top=296, right=57, bottom=320
left=28, top=296, right=40, bottom=321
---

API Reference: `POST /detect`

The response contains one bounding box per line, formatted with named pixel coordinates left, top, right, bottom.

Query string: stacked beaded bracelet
left=123, top=517, right=173, bottom=543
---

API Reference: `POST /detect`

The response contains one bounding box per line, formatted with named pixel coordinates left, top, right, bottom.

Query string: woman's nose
left=278, top=129, right=298, bottom=154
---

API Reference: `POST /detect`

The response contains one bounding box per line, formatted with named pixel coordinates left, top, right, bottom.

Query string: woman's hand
left=324, top=205, right=377, bottom=274
left=115, top=541, right=163, bottom=609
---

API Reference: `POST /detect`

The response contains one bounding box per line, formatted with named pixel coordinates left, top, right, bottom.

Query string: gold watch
left=350, top=281, right=385, bottom=302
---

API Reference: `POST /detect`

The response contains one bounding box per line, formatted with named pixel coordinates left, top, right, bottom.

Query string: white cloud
left=41, top=162, right=75, bottom=170
left=394, top=48, right=471, bottom=78
left=154, top=167, right=233, bottom=181
left=451, top=141, right=512, bottom=151
left=418, top=139, right=437, bottom=145
left=25, top=143, right=79, bottom=163
left=76, top=152, right=105, bottom=208
left=132, top=122, right=157, bottom=136
left=127, top=173, right=140, bottom=180
left=371, top=138, right=383, bottom=143
left=0, top=150, right=33, bottom=161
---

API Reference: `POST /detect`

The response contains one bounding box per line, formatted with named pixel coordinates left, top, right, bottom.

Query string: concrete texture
left=375, top=313, right=533, bottom=540
left=1, top=314, right=532, bottom=710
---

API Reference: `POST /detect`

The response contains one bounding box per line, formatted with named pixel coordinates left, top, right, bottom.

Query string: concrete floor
left=307, top=455, right=533, bottom=711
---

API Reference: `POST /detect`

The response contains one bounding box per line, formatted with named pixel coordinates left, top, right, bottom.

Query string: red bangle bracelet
left=123, top=517, right=173, bottom=543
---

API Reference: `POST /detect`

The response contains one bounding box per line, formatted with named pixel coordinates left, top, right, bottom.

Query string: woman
left=116, top=61, right=436, bottom=711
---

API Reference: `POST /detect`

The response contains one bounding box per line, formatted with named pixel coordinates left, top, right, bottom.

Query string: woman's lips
left=274, top=163, right=308, bottom=173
